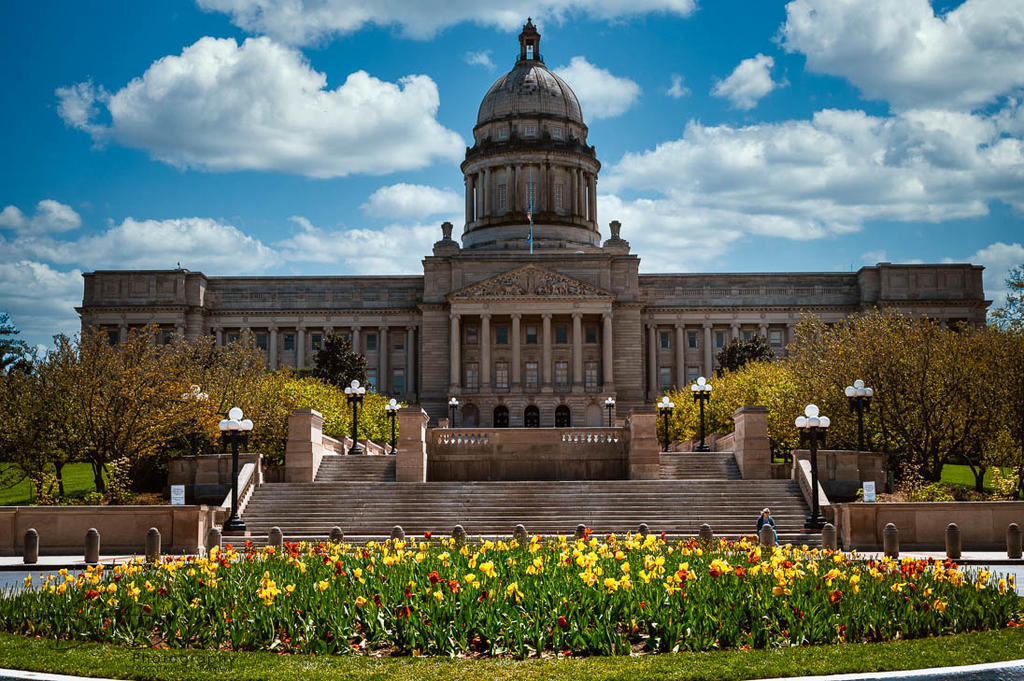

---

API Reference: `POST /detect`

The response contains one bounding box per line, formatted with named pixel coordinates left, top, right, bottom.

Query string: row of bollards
left=880, top=522, right=1023, bottom=559
left=21, top=526, right=164, bottom=565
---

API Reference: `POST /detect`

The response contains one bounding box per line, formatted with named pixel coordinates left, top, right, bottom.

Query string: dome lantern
left=518, top=18, right=542, bottom=63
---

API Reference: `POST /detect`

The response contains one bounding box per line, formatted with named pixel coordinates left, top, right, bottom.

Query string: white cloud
left=56, top=36, right=464, bottom=178
left=0, top=261, right=83, bottom=345
left=464, top=51, right=494, bottom=69
left=964, top=241, right=1024, bottom=308
left=781, top=0, right=1024, bottom=111
left=553, top=56, right=641, bottom=119
left=0, top=200, right=82, bottom=234
left=711, top=54, right=780, bottom=110
left=361, top=184, right=462, bottom=220
left=198, top=0, right=697, bottom=44
left=666, top=74, right=690, bottom=99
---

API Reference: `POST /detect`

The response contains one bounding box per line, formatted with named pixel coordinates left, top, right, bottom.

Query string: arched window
left=493, top=405, right=509, bottom=428
left=524, top=405, right=540, bottom=428
left=555, top=405, right=571, bottom=428
left=462, top=404, right=479, bottom=427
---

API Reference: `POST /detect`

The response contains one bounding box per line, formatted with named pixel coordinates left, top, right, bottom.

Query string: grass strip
left=0, top=629, right=1022, bottom=681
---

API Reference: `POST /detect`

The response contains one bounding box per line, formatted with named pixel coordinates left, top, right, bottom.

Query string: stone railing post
left=286, top=409, right=325, bottom=483
left=821, top=523, right=837, bottom=551
left=883, top=523, right=899, bottom=558
left=23, top=529, right=38, bottom=565
left=397, top=408, right=429, bottom=482
left=732, top=406, right=771, bottom=479
left=84, top=528, right=100, bottom=564
left=1008, top=523, right=1022, bottom=559
left=945, top=523, right=961, bottom=559
left=627, top=411, right=659, bottom=480
left=145, top=528, right=161, bottom=563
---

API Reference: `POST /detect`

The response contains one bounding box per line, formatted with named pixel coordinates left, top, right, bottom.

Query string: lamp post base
left=224, top=515, right=247, bottom=532
left=804, top=515, right=825, bottom=530
left=389, top=445, right=397, bottom=456
left=349, top=443, right=363, bottom=455
left=694, top=444, right=710, bottom=452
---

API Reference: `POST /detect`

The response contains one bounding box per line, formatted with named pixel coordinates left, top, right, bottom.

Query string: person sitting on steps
left=756, top=507, right=777, bottom=542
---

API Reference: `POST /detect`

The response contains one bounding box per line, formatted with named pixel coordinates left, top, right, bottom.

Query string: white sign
left=170, top=485, right=186, bottom=506
left=862, top=481, right=876, bottom=503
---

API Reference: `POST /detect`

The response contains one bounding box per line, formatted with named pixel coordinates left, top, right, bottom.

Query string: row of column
left=450, top=311, right=613, bottom=392
left=466, top=163, right=596, bottom=222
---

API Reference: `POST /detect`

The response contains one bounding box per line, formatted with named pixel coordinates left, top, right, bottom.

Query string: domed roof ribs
left=518, top=18, right=542, bottom=63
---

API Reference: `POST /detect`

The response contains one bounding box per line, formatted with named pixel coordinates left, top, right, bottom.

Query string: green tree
left=0, top=313, right=33, bottom=375
left=715, top=335, right=775, bottom=374
left=314, top=332, right=367, bottom=389
left=992, top=265, right=1024, bottom=330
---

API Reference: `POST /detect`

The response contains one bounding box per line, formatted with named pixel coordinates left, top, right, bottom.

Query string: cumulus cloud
left=711, top=54, right=781, bottom=110
left=553, top=56, right=641, bottom=119
left=464, top=50, right=494, bottom=69
left=0, top=200, right=82, bottom=234
left=963, top=241, right=1024, bottom=308
left=0, top=261, right=84, bottom=345
left=361, top=184, right=462, bottom=220
left=666, top=74, right=690, bottom=99
left=198, top=0, right=697, bottom=44
left=56, top=36, right=464, bottom=178
left=781, top=0, right=1024, bottom=111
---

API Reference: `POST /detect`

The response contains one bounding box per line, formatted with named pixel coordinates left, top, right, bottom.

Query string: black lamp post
left=657, top=396, right=675, bottom=452
left=604, top=396, right=615, bottom=428
left=218, top=407, right=252, bottom=532
left=385, top=398, right=400, bottom=455
left=796, top=404, right=830, bottom=529
left=690, top=376, right=713, bottom=452
left=448, top=397, right=459, bottom=427
left=344, top=380, right=366, bottom=454
left=845, top=379, right=874, bottom=451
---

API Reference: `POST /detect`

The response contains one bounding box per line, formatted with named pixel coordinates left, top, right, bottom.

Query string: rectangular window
left=524, top=124, right=536, bottom=137
left=498, top=127, right=509, bottom=140
left=497, top=184, right=507, bottom=212
left=161, top=331, right=173, bottom=345
left=495, top=361, right=509, bottom=390
left=392, top=369, right=405, bottom=396
left=769, top=329, right=783, bottom=348
left=585, top=361, right=599, bottom=391
left=714, top=330, right=726, bottom=349
left=554, top=361, right=569, bottom=387
left=465, top=326, right=479, bottom=345
left=585, top=325, right=598, bottom=344
left=465, top=363, right=479, bottom=391
left=495, top=325, right=508, bottom=344
left=525, top=361, right=539, bottom=390
left=256, top=333, right=268, bottom=351
left=687, top=367, right=700, bottom=384
left=366, top=333, right=377, bottom=351
left=311, top=333, right=323, bottom=351
left=687, top=331, right=698, bottom=349
left=659, top=367, right=673, bottom=389
left=659, top=330, right=671, bottom=349
left=525, top=325, right=538, bottom=344
left=555, top=325, right=568, bottom=344
left=554, top=183, right=563, bottom=211
left=743, top=330, right=753, bottom=341
left=107, top=329, right=120, bottom=345
left=551, top=127, right=563, bottom=140
left=283, top=333, right=295, bottom=351
left=366, top=369, right=377, bottom=390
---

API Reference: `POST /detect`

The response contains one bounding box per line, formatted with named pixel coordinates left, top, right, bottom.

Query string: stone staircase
left=240, top=478, right=816, bottom=545
left=315, top=455, right=396, bottom=483
left=660, top=452, right=741, bottom=480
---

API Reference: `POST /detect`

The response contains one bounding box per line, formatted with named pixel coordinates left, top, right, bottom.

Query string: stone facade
left=77, top=21, right=989, bottom=428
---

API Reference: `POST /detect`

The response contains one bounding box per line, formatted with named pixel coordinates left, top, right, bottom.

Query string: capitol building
left=77, top=20, right=988, bottom=428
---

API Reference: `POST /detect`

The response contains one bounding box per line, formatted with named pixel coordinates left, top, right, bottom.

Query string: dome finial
left=519, top=17, right=541, bottom=63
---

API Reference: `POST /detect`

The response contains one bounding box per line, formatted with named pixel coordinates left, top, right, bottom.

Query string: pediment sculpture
left=449, top=265, right=612, bottom=300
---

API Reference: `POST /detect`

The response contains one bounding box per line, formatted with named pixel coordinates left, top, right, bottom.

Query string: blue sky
left=1, top=0, right=1022, bottom=348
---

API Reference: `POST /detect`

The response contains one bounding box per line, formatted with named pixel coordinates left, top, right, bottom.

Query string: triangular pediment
left=449, top=265, right=613, bottom=300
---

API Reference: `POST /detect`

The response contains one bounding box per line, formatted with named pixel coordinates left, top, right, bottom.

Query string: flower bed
left=2, top=535, right=1020, bottom=657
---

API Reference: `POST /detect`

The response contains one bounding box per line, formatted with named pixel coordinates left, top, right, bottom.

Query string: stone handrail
left=794, top=457, right=831, bottom=517
left=220, top=461, right=258, bottom=516
left=328, top=433, right=388, bottom=456
left=323, top=435, right=344, bottom=455
left=561, top=431, right=621, bottom=444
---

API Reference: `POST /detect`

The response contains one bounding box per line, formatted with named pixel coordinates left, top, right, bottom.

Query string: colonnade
left=465, top=162, right=596, bottom=223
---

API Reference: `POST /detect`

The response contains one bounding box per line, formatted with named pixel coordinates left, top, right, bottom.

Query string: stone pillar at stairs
left=286, top=409, right=324, bottom=483
left=397, top=408, right=429, bottom=482
left=733, top=406, right=771, bottom=479
left=627, top=411, right=660, bottom=480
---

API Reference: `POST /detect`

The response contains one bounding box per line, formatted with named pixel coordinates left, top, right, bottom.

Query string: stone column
left=464, top=176, right=472, bottom=225
left=175, top=324, right=185, bottom=336
left=731, top=322, right=740, bottom=341
left=119, top=322, right=128, bottom=344
left=297, top=326, right=306, bottom=368
left=511, top=313, right=522, bottom=390
left=268, top=325, right=278, bottom=371
left=542, top=313, right=552, bottom=389
left=351, top=326, right=361, bottom=354
left=406, top=326, right=416, bottom=398
left=482, top=167, right=490, bottom=217
left=481, top=313, right=491, bottom=391
left=703, top=322, right=713, bottom=378
left=577, top=169, right=584, bottom=217
left=675, top=324, right=685, bottom=388
left=647, top=324, right=658, bottom=399
left=570, top=166, right=578, bottom=216
left=378, top=325, right=389, bottom=394
left=540, top=163, right=548, bottom=212
left=449, top=312, right=461, bottom=390
left=572, top=312, right=583, bottom=391
left=588, top=173, right=597, bottom=222
left=759, top=322, right=768, bottom=338
left=602, top=312, right=614, bottom=387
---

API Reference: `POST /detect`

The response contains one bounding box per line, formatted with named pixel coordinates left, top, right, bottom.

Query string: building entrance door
left=524, top=405, right=540, bottom=427
left=555, top=405, right=571, bottom=427
left=493, top=405, right=509, bottom=428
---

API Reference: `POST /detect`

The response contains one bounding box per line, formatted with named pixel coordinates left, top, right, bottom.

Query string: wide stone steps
left=659, top=453, right=741, bottom=480
left=315, top=455, right=396, bottom=482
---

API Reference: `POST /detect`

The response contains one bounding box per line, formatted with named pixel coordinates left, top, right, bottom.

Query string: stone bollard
left=637, top=523, right=650, bottom=538
left=821, top=523, right=837, bottom=552
left=1008, top=523, right=1022, bottom=560
left=574, top=524, right=588, bottom=540
left=268, top=527, right=284, bottom=550
left=698, top=523, right=714, bottom=544
left=23, top=528, right=38, bottom=565
left=452, top=524, right=467, bottom=546
left=145, top=528, right=161, bottom=564
left=391, top=525, right=405, bottom=541
left=945, top=523, right=962, bottom=560
left=513, top=524, right=528, bottom=545
left=329, top=526, right=344, bottom=544
left=205, top=527, right=222, bottom=554
left=84, top=528, right=100, bottom=564
left=883, top=523, right=899, bottom=558
left=759, top=524, right=776, bottom=549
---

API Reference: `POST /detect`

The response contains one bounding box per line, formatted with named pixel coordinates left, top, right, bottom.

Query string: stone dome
left=476, top=64, right=583, bottom=126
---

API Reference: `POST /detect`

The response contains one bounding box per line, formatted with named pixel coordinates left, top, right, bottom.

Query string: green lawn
left=0, top=629, right=1022, bottom=681
left=0, top=462, right=99, bottom=505
left=940, top=463, right=1015, bottom=492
